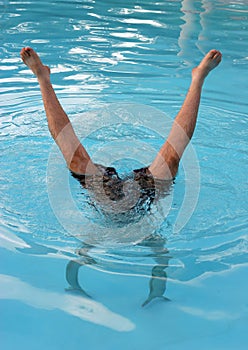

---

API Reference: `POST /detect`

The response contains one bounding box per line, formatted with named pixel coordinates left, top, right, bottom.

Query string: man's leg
left=20, top=47, right=99, bottom=175
left=149, top=49, right=222, bottom=180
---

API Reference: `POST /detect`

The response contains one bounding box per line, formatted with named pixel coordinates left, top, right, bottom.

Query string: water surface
left=1, top=1, right=248, bottom=349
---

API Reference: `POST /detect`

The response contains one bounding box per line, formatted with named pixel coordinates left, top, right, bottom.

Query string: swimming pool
left=1, top=0, right=248, bottom=349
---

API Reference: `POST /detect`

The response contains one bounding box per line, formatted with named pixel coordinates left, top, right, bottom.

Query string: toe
left=24, top=47, right=31, bottom=56
left=209, top=49, right=218, bottom=58
left=20, top=47, right=26, bottom=56
left=214, top=51, right=222, bottom=60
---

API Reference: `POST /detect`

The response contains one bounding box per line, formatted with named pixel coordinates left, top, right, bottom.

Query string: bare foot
left=20, top=47, right=50, bottom=80
left=192, top=49, right=222, bottom=82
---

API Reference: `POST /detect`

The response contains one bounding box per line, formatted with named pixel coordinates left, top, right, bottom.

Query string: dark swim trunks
left=71, top=165, right=156, bottom=213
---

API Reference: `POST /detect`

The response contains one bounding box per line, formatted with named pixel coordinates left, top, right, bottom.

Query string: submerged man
left=20, top=48, right=222, bottom=213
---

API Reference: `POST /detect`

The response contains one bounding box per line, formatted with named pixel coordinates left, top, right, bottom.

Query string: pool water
left=1, top=0, right=248, bottom=349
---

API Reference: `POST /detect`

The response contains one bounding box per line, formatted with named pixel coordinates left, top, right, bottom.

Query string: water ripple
left=1, top=0, right=248, bottom=287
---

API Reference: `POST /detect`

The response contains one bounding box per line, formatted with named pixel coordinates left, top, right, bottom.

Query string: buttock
left=71, top=165, right=155, bottom=203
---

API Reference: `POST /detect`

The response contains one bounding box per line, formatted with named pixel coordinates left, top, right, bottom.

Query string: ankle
left=36, top=66, right=51, bottom=82
left=192, top=67, right=206, bottom=85
left=37, top=73, right=51, bottom=85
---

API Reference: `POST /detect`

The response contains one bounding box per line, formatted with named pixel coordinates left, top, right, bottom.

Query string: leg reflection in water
left=138, top=235, right=171, bottom=307
left=142, top=265, right=170, bottom=307
left=65, top=243, right=96, bottom=298
left=65, top=235, right=172, bottom=307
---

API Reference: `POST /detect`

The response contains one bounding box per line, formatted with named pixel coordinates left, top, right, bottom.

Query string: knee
left=167, top=154, right=179, bottom=178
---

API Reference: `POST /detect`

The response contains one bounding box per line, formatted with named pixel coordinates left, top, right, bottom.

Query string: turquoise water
left=1, top=0, right=248, bottom=349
